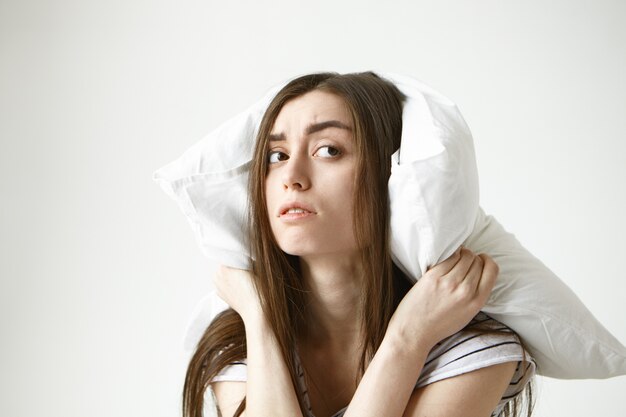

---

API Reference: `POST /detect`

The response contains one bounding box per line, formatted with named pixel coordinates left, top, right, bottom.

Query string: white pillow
left=153, top=72, right=626, bottom=379
left=467, top=207, right=626, bottom=378
left=153, top=80, right=286, bottom=269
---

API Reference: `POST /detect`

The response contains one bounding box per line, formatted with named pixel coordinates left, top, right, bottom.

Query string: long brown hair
left=182, top=72, right=534, bottom=417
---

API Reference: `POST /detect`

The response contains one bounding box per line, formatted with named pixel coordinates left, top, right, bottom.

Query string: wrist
left=384, top=319, right=435, bottom=358
left=243, top=310, right=273, bottom=338
left=238, top=302, right=264, bottom=326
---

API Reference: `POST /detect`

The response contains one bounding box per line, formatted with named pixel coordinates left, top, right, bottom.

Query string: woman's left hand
left=387, top=247, right=498, bottom=351
left=213, top=265, right=263, bottom=324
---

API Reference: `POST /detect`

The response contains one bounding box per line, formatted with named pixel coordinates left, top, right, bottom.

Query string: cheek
left=339, top=169, right=356, bottom=206
left=327, top=170, right=356, bottom=226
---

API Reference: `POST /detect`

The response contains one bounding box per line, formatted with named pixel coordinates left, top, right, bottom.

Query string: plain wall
left=1, top=0, right=624, bottom=416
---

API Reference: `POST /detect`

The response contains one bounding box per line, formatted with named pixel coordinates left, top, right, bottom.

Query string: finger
left=426, top=246, right=463, bottom=275
left=475, top=254, right=499, bottom=300
left=444, top=248, right=476, bottom=285
left=459, top=252, right=484, bottom=292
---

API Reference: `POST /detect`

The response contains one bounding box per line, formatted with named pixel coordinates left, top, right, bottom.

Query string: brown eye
left=315, top=146, right=341, bottom=158
left=268, top=151, right=289, bottom=164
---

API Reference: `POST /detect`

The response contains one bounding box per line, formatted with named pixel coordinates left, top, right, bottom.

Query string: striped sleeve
left=416, top=312, right=536, bottom=414
left=208, top=312, right=535, bottom=417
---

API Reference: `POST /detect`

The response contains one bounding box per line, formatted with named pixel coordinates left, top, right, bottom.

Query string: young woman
left=183, top=72, right=535, bottom=417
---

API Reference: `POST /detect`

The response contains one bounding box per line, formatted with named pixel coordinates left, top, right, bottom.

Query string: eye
left=268, top=150, right=289, bottom=164
left=314, top=146, right=341, bottom=158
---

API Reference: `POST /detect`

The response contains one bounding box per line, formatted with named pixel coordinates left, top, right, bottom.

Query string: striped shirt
left=212, top=312, right=536, bottom=417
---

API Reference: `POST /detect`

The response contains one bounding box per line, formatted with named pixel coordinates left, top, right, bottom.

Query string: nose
left=281, top=153, right=311, bottom=191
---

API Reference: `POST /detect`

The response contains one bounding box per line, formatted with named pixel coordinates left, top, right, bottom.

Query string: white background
left=1, top=0, right=625, bottom=416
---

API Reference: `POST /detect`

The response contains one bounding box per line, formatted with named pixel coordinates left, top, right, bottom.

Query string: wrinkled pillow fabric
left=466, top=208, right=626, bottom=378
left=153, top=72, right=626, bottom=379
left=385, top=73, right=480, bottom=278
left=153, top=81, right=287, bottom=269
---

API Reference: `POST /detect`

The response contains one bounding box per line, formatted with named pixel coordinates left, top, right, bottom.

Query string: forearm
left=244, top=316, right=304, bottom=417
left=343, top=332, right=431, bottom=417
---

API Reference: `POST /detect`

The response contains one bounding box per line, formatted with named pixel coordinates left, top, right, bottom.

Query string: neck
left=298, top=251, right=364, bottom=348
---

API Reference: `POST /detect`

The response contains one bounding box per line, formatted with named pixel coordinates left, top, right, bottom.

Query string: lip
left=277, top=201, right=317, bottom=219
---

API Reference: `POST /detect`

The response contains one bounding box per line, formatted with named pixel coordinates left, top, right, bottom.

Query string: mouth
left=278, top=202, right=317, bottom=218
left=282, top=208, right=312, bottom=215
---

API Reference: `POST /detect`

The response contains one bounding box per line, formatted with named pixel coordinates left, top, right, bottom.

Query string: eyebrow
left=268, top=120, right=352, bottom=142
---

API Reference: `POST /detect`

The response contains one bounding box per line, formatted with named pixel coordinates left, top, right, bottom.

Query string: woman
left=183, top=72, right=535, bottom=417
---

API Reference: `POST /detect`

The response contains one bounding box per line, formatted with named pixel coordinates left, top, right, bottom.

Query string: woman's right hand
left=213, top=265, right=264, bottom=324
left=387, top=247, right=499, bottom=352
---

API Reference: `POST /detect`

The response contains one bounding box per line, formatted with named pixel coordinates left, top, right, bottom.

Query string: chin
left=277, top=243, right=317, bottom=258
left=278, top=242, right=358, bottom=261
left=273, top=231, right=358, bottom=259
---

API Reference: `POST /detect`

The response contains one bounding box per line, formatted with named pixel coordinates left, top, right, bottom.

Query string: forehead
left=271, top=90, right=352, bottom=133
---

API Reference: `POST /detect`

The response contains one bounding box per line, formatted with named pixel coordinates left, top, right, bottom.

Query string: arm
left=212, top=350, right=517, bottom=417
left=343, top=248, right=502, bottom=417
left=403, top=362, right=517, bottom=417
left=244, top=315, right=303, bottom=416
left=214, top=248, right=502, bottom=417
left=211, top=267, right=304, bottom=417
left=343, top=337, right=517, bottom=417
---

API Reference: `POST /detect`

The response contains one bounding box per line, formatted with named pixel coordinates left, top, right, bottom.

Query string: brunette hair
left=182, top=72, right=534, bottom=417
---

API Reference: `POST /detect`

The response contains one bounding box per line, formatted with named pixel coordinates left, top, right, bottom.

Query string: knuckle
left=458, top=285, right=473, bottom=301
left=437, top=277, right=456, bottom=293
left=454, top=288, right=469, bottom=305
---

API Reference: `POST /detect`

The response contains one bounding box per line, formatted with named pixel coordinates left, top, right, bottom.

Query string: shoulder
left=418, top=313, right=535, bottom=387
left=404, top=361, right=518, bottom=417
left=212, top=381, right=247, bottom=417
left=209, top=359, right=248, bottom=416
left=408, top=313, right=535, bottom=416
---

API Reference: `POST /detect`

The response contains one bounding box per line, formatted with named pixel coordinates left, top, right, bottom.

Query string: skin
left=265, top=90, right=364, bottom=350
left=211, top=91, right=517, bottom=417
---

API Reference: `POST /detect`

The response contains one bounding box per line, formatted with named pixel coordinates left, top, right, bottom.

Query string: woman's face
left=264, top=90, right=359, bottom=259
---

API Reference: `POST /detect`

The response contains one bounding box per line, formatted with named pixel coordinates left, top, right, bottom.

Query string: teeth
left=286, top=208, right=308, bottom=214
